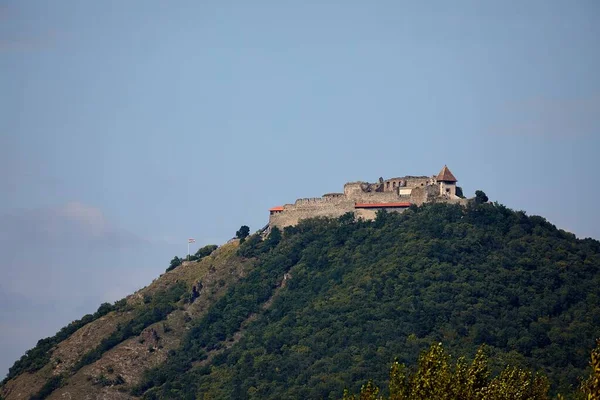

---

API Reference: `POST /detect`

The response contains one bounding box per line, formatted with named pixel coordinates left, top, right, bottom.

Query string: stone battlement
left=295, top=196, right=342, bottom=205
left=269, top=165, right=468, bottom=229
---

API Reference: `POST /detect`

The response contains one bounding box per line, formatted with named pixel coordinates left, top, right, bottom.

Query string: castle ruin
left=269, top=165, right=468, bottom=229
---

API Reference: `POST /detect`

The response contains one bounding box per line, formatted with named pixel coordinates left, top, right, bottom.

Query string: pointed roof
left=436, top=165, right=457, bottom=182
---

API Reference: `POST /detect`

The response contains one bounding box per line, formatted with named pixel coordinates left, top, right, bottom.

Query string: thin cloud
left=0, top=30, right=57, bottom=52
left=0, top=202, right=145, bottom=248
left=0, top=3, right=59, bottom=51
left=59, top=202, right=109, bottom=236
left=489, top=96, right=600, bottom=138
left=0, top=4, right=11, bottom=21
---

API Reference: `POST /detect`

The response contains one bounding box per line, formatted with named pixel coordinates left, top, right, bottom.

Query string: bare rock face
left=1, top=242, right=252, bottom=400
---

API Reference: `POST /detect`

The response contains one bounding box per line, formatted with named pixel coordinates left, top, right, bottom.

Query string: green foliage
left=29, top=374, right=65, bottom=400
left=11, top=204, right=598, bottom=400
left=114, top=298, right=127, bottom=309
left=236, top=233, right=265, bottom=258
left=74, top=283, right=187, bottom=371
left=185, top=245, right=219, bottom=262
left=580, top=339, right=600, bottom=399
left=134, top=226, right=303, bottom=397
left=265, top=226, right=282, bottom=248
left=343, top=343, right=551, bottom=400
left=347, top=340, right=600, bottom=399
left=237, top=228, right=283, bottom=259
left=166, top=256, right=182, bottom=272
left=131, top=205, right=600, bottom=398
left=474, top=190, right=488, bottom=204
left=236, top=225, right=250, bottom=243
left=195, top=244, right=218, bottom=259
left=2, top=300, right=127, bottom=384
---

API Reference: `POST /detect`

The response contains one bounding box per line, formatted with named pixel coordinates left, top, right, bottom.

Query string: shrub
left=195, top=244, right=218, bottom=259
left=166, top=256, right=182, bottom=272
left=236, top=225, right=250, bottom=242
left=475, top=190, right=489, bottom=204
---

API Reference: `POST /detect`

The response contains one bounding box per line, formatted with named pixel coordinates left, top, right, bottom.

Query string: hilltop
left=1, top=200, right=600, bottom=399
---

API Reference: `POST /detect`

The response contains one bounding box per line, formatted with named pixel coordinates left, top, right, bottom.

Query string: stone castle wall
left=343, top=183, right=403, bottom=202
left=270, top=198, right=356, bottom=228
left=381, top=176, right=432, bottom=192
left=269, top=168, right=468, bottom=229
left=269, top=185, right=419, bottom=229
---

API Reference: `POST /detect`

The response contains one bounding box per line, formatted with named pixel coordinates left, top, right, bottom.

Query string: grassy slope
left=1, top=241, right=252, bottom=400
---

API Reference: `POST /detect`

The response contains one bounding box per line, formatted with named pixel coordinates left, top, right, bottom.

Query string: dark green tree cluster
left=237, top=227, right=281, bottom=258
left=28, top=374, right=66, bottom=400
left=474, top=190, right=488, bottom=204
left=236, top=225, right=250, bottom=243
left=194, top=244, right=218, bottom=259
left=166, top=244, right=218, bottom=272
left=133, top=202, right=600, bottom=399
left=166, top=256, right=182, bottom=272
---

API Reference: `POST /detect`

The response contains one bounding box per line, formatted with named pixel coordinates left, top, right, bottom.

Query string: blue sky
left=1, top=1, right=599, bottom=377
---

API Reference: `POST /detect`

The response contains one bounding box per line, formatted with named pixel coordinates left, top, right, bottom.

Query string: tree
left=236, top=225, right=250, bottom=243
left=338, top=212, right=356, bottom=225
left=195, top=244, right=218, bottom=259
left=581, top=339, right=600, bottom=400
left=265, top=226, right=282, bottom=248
left=237, top=234, right=263, bottom=258
left=343, top=343, right=552, bottom=400
left=166, top=256, right=182, bottom=272
left=95, top=303, right=114, bottom=317
left=475, top=190, right=489, bottom=204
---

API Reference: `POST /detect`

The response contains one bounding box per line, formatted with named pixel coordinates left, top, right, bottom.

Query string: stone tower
left=436, top=165, right=458, bottom=198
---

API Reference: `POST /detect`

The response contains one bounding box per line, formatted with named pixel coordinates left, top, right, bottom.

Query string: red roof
left=269, top=206, right=284, bottom=212
left=436, top=165, right=457, bottom=182
left=355, top=202, right=411, bottom=208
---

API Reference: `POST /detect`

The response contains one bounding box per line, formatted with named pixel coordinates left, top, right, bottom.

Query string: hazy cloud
left=0, top=4, right=59, bottom=52
left=0, top=4, right=11, bottom=21
left=58, top=202, right=110, bottom=236
left=0, top=202, right=144, bottom=248
left=490, top=96, right=600, bottom=138
left=0, top=30, right=58, bottom=52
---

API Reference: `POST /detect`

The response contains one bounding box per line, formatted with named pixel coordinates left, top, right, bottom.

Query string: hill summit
left=1, top=198, right=599, bottom=399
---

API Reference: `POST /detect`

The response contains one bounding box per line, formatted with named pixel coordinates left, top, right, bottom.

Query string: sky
left=1, top=0, right=599, bottom=378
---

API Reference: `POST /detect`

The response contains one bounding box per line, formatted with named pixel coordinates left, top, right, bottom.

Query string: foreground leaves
left=344, top=341, right=600, bottom=399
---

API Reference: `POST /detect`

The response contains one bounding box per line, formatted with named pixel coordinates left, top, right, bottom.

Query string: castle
left=269, top=165, right=468, bottom=229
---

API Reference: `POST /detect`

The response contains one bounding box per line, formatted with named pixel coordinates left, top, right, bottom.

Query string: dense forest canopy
left=135, top=201, right=600, bottom=399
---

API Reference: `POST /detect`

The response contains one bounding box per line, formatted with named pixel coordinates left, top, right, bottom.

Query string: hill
left=1, top=201, right=599, bottom=399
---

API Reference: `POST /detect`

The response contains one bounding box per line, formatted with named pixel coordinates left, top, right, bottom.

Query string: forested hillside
left=2, top=201, right=599, bottom=400
left=138, top=202, right=600, bottom=399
